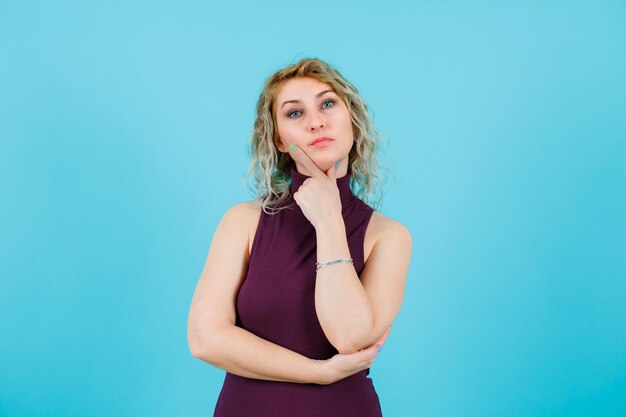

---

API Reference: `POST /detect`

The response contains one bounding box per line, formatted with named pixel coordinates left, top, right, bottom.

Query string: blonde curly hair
left=244, top=58, right=387, bottom=214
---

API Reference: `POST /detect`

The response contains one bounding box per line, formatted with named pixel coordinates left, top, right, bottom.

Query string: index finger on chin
left=289, top=144, right=325, bottom=179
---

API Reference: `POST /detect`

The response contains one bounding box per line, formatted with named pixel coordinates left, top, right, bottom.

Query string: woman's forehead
left=276, top=77, right=333, bottom=100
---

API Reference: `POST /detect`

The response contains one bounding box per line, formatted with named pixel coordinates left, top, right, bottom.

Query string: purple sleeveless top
left=213, top=165, right=381, bottom=417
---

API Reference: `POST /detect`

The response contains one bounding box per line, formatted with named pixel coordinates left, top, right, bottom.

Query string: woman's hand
left=288, top=145, right=342, bottom=229
left=314, top=326, right=392, bottom=385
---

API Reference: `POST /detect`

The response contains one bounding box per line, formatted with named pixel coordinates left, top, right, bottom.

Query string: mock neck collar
left=288, top=164, right=356, bottom=209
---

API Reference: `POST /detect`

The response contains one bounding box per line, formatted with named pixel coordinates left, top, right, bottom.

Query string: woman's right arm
left=187, top=202, right=386, bottom=385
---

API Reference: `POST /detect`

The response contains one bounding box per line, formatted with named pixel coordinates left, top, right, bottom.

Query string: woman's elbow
left=188, top=336, right=206, bottom=359
left=188, top=328, right=220, bottom=363
left=188, top=331, right=207, bottom=359
left=331, top=329, right=379, bottom=354
left=333, top=336, right=370, bottom=355
left=335, top=345, right=359, bottom=355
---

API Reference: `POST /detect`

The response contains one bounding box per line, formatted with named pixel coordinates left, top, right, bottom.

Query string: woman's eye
left=321, top=99, right=335, bottom=109
left=287, top=110, right=302, bottom=118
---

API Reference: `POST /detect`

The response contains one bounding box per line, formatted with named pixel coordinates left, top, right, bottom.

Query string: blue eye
left=287, top=110, right=302, bottom=118
left=322, top=99, right=335, bottom=109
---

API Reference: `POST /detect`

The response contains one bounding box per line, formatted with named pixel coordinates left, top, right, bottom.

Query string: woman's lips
left=310, top=137, right=334, bottom=147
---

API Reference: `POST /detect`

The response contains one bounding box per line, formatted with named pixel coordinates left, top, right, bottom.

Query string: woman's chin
left=296, top=159, right=332, bottom=173
left=294, top=156, right=344, bottom=175
left=317, top=161, right=334, bottom=172
left=317, top=154, right=345, bottom=169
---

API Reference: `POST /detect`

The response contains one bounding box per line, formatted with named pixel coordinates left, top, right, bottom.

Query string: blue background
left=1, top=1, right=625, bottom=416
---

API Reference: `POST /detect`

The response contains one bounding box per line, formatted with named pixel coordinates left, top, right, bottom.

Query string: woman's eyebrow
left=280, top=89, right=334, bottom=109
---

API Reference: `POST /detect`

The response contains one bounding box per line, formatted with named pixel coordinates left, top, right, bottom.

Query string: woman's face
left=274, top=77, right=354, bottom=176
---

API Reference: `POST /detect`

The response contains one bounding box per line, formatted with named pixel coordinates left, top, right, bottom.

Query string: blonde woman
left=188, top=58, right=412, bottom=417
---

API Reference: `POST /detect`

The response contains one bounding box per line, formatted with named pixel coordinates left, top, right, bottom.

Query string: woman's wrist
left=313, top=213, right=344, bottom=232
left=309, top=358, right=334, bottom=385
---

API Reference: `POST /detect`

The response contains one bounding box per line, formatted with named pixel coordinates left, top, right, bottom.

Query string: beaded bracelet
left=316, top=257, right=353, bottom=272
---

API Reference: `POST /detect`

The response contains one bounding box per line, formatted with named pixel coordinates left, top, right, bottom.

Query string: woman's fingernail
left=376, top=344, right=383, bottom=352
left=289, top=144, right=297, bottom=151
left=335, top=160, right=340, bottom=169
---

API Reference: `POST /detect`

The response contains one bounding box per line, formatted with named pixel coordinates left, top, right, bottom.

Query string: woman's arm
left=192, top=322, right=321, bottom=383
left=188, top=202, right=318, bottom=383
left=187, top=202, right=384, bottom=384
left=191, top=321, right=386, bottom=385
left=314, top=214, right=412, bottom=354
left=285, top=145, right=413, bottom=355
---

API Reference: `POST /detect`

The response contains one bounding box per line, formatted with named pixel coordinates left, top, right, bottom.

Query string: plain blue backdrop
left=1, top=1, right=625, bottom=416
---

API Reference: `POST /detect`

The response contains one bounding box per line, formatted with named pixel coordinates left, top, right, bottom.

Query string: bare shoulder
left=222, top=200, right=263, bottom=258
left=224, top=200, right=263, bottom=220
left=370, top=211, right=412, bottom=241
left=364, top=211, right=412, bottom=261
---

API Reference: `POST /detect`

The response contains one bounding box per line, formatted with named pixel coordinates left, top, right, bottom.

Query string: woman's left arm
left=314, top=214, right=412, bottom=354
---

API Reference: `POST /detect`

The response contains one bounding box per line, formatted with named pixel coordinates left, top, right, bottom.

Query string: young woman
left=187, top=58, right=412, bottom=416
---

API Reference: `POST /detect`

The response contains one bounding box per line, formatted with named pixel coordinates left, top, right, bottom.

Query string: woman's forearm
left=191, top=324, right=323, bottom=384
left=314, top=215, right=375, bottom=354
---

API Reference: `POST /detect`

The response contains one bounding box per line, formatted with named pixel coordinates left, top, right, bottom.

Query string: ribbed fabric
left=213, top=165, right=380, bottom=417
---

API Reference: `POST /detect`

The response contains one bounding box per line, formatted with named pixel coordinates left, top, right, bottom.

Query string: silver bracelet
left=316, top=257, right=353, bottom=272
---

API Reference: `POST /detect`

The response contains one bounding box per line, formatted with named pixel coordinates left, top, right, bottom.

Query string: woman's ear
left=276, top=137, right=287, bottom=153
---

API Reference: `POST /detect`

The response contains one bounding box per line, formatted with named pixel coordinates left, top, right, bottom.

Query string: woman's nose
left=306, top=111, right=325, bottom=131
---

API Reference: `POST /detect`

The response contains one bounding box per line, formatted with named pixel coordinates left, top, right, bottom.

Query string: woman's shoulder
left=222, top=200, right=263, bottom=231
left=222, top=200, right=263, bottom=257
left=368, top=211, right=412, bottom=243
left=225, top=200, right=263, bottom=217
left=363, top=211, right=412, bottom=263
